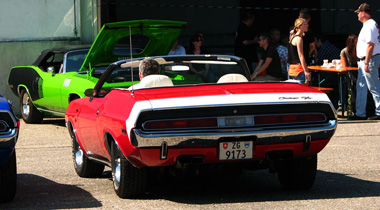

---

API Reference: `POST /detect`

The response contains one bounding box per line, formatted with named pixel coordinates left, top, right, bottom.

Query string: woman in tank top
left=340, top=34, right=358, bottom=67
left=288, top=18, right=310, bottom=84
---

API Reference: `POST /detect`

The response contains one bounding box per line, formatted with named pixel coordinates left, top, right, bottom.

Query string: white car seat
left=217, top=73, right=248, bottom=83
left=129, top=75, right=174, bottom=90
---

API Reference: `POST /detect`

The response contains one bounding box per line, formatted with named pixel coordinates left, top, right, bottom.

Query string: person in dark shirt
left=315, top=33, right=340, bottom=63
left=314, top=33, right=341, bottom=109
left=235, top=11, right=259, bottom=73
left=251, top=32, right=282, bottom=81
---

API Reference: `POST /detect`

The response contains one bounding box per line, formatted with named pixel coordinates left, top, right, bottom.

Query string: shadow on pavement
left=144, top=169, right=380, bottom=204
left=42, top=118, right=66, bottom=127
left=0, top=173, right=102, bottom=209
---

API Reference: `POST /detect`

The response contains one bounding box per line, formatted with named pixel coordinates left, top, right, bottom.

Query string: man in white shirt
left=350, top=3, right=380, bottom=120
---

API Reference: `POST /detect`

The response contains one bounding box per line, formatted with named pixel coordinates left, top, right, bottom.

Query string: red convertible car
left=65, top=55, right=337, bottom=198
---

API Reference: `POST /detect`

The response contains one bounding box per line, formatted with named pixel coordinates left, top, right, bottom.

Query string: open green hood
left=81, top=19, right=187, bottom=73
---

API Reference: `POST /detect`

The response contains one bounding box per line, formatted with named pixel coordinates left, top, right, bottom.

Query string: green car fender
left=8, top=66, right=43, bottom=100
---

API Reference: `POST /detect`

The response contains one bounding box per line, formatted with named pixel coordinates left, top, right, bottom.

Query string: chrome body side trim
left=37, top=108, right=65, bottom=116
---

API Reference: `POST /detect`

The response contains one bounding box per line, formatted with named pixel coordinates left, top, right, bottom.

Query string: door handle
left=96, top=109, right=99, bottom=116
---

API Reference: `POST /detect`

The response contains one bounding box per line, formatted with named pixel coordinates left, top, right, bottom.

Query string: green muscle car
left=8, top=20, right=186, bottom=123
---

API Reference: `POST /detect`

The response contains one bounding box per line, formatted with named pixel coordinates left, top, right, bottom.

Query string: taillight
left=16, top=120, right=20, bottom=132
left=143, top=113, right=326, bottom=130
left=144, top=118, right=217, bottom=130
left=254, top=113, right=326, bottom=125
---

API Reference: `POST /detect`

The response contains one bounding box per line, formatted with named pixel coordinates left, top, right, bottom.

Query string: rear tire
left=70, top=124, right=104, bottom=178
left=111, top=141, right=147, bottom=198
left=0, top=150, right=17, bottom=203
left=277, top=155, right=317, bottom=190
left=20, top=89, right=43, bottom=124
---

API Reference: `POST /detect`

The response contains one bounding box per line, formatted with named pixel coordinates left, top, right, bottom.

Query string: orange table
left=308, top=66, right=358, bottom=73
left=308, top=66, right=358, bottom=116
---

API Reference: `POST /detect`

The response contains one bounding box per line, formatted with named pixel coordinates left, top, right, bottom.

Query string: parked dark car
left=0, top=95, right=19, bottom=202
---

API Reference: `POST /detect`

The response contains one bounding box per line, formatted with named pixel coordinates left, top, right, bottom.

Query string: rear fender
left=8, top=66, right=42, bottom=100
left=104, top=130, right=144, bottom=168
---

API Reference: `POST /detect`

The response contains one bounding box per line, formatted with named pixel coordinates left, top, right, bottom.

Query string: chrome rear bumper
left=0, top=128, right=18, bottom=148
left=132, top=120, right=337, bottom=147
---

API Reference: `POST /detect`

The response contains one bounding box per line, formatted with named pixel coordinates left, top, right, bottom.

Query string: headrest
left=217, top=74, right=248, bottom=83
left=138, top=75, right=174, bottom=88
left=284, top=79, right=302, bottom=84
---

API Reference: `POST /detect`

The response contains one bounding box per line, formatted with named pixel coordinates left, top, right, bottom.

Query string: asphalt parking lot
left=2, top=117, right=380, bottom=210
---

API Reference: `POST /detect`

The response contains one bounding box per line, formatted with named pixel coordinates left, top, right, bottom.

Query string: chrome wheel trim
left=113, top=158, right=121, bottom=190
left=72, top=129, right=84, bottom=168
left=74, top=145, right=84, bottom=167
left=22, top=93, right=30, bottom=117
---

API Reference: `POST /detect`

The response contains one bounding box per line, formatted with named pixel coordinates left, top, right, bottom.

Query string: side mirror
left=47, top=66, right=55, bottom=76
left=84, top=89, right=95, bottom=97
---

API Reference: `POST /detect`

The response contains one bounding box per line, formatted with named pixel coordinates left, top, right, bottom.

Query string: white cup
left=323, top=59, right=328, bottom=66
left=336, top=60, right=342, bottom=68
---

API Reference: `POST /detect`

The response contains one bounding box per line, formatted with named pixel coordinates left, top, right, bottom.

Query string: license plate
left=217, top=116, right=254, bottom=127
left=219, top=141, right=253, bottom=160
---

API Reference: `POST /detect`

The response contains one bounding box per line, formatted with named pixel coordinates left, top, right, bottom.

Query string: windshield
left=99, top=56, right=249, bottom=91
left=64, top=49, right=89, bottom=73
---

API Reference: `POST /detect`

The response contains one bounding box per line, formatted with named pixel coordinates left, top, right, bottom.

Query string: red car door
left=76, top=97, right=106, bottom=156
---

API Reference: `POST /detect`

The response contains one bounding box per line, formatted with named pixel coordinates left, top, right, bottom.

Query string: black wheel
left=111, top=141, right=147, bottom=198
left=70, top=124, right=104, bottom=178
left=277, top=155, right=317, bottom=190
left=0, top=150, right=17, bottom=203
left=20, top=89, right=43, bottom=124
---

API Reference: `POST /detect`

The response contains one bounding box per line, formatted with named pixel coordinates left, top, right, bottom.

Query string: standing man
left=235, top=11, right=259, bottom=73
left=251, top=33, right=282, bottom=81
left=349, top=3, right=380, bottom=120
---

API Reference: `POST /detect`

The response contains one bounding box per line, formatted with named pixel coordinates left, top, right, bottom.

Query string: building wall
left=0, top=0, right=98, bottom=115
left=321, top=0, right=380, bottom=34
left=80, top=0, right=101, bottom=43
left=0, top=0, right=78, bottom=40
left=99, top=0, right=380, bottom=53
